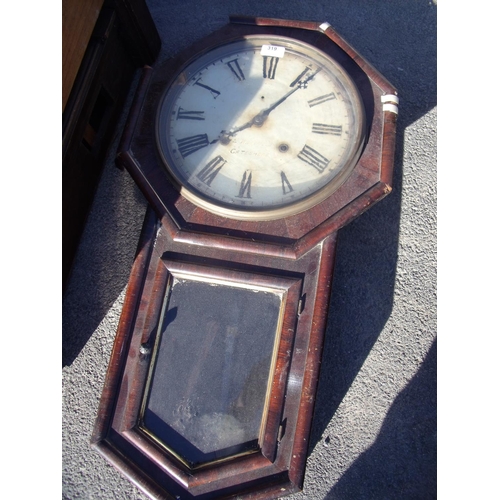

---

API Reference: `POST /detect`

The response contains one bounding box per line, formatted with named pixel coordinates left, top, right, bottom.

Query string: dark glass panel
left=142, top=277, right=282, bottom=467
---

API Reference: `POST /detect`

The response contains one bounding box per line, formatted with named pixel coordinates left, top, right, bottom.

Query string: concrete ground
left=62, top=1, right=437, bottom=498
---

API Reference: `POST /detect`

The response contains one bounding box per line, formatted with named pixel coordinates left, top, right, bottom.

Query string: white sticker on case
left=260, top=45, right=286, bottom=58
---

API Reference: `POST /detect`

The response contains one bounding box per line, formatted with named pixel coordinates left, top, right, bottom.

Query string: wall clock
left=155, top=33, right=365, bottom=221
left=92, top=16, right=398, bottom=499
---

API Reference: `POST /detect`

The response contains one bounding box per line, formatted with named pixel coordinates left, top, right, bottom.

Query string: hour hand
left=218, top=124, right=249, bottom=144
left=218, top=113, right=265, bottom=144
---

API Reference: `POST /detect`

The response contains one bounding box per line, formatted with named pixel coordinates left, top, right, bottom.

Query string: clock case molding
left=91, top=16, right=398, bottom=500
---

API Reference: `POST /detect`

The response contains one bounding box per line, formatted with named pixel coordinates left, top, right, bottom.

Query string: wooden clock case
left=91, top=16, right=398, bottom=500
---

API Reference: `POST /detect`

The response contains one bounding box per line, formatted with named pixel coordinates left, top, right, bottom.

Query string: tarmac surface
left=62, top=1, right=437, bottom=498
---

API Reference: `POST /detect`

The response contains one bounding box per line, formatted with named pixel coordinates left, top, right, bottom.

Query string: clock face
left=156, top=35, right=365, bottom=220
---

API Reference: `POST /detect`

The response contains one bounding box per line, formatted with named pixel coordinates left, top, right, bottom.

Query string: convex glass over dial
left=156, top=35, right=365, bottom=220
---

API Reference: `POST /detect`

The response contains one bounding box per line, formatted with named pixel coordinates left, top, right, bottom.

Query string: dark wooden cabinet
left=62, top=0, right=160, bottom=290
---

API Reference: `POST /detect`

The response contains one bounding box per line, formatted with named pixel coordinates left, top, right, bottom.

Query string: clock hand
left=219, top=88, right=299, bottom=143
left=220, top=69, right=320, bottom=143
left=296, top=68, right=321, bottom=88
left=257, top=68, right=320, bottom=119
left=252, top=86, right=302, bottom=124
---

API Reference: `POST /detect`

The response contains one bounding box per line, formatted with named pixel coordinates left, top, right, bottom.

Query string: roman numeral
left=176, top=107, right=205, bottom=120
left=308, top=92, right=337, bottom=108
left=236, top=170, right=252, bottom=198
left=297, top=145, right=330, bottom=173
left=226, top=59, right=245, bottom=81
left=194, top=79, right=221, bottom=99
left=176, top=134, right=209, bottom=158
left=312, top=123, right=343, bottom=136
left=196, top=155, right=226, bottom=186
left=262, top=56, right=279, bottom=79
left=281, top=171, right=293, bottom=195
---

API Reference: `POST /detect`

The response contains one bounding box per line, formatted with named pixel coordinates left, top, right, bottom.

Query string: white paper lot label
left=260, top=45, right=286, bottom=58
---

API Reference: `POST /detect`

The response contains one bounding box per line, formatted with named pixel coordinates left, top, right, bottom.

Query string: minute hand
left=224, top=69, right=320, bottom=138
left=258, top=87, right=299, bottom=119
left=246, top=68, right=320, bottom=125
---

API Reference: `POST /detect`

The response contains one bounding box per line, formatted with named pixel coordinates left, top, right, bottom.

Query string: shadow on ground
left=308, top=0, right=435, bottom=448
left=327, top=340, right=437, bottom=499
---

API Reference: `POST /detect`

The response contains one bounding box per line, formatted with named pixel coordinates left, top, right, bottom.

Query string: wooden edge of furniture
left=112, top=0, right=161, bottom=66
left=62, top=0, right=161, bottom=292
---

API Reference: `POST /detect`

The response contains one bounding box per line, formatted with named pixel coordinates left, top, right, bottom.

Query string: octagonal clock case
left=92, top=16, right=398, bottom=500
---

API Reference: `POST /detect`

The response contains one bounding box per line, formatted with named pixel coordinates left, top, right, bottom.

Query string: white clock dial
left=156, top=35, right=365, bottom=220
